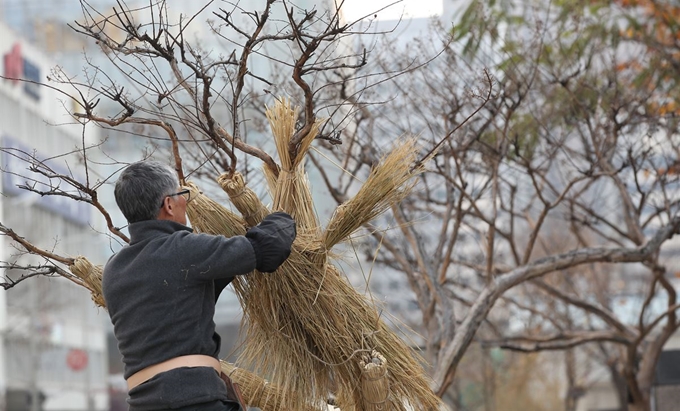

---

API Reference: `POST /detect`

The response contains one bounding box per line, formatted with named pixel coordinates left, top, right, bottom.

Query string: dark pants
left=161, top=400, right=240, bottom=411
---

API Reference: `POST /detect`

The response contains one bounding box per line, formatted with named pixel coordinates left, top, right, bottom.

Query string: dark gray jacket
left=102, top=219, right=257, bottom=410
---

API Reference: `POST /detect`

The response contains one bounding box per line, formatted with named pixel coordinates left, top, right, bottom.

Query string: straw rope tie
left=228, top=188, right=249, bottom=200
left=279, top=169, right=297, bottom=178
left=242, top=209, right=266, bottom=222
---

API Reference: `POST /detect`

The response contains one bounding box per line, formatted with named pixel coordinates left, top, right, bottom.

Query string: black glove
left=245, top=211, right=296, bottom=273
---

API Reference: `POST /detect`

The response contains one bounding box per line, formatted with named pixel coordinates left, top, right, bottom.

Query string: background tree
left=303, top=1, right=680, bottom=410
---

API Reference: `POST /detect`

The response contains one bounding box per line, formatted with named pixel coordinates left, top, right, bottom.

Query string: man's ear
left=165, top=197, right=176, bottom=214
left=158, top=197, right=174, bottom=220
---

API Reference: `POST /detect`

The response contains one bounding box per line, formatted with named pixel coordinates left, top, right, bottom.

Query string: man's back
left=103, top=160, right=295, bottom=410
left=103, top=219, right=256, bottom=410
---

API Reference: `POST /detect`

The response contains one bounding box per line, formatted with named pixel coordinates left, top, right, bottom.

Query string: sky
left=0, top=0, right=444, bottom=32
left=341, top=0, right=442, bottom=21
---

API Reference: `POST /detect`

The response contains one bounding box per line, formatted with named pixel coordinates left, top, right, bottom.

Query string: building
left=0, top=21, right=110, bottom=411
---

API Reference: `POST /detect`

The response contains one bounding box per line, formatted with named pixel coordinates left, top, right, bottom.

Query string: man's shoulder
left=101, top=246, right=131, bottom=288
left=167, top=229, right=221, bottom=246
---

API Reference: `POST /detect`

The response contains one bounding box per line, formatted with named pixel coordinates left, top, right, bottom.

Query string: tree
left=305, top=1, right=680, bottom=410
left=1, top=1, right=449, bottom=410
left=1, top=0, right=679, bottom=410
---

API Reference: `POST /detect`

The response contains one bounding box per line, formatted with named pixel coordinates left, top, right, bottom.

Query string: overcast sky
left=342, top=0, right=442, bottom=21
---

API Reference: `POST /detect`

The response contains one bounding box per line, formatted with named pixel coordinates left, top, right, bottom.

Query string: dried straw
left=69, top=256, right=106, bottom=308
left=217, top=172, right=269, bottom=227
left=322, top=138, right=419, bottom=250
left=360, top=351, right=390, bottom=411
left=220, top=361, right=321, bottom=411
left=265, top=98, right=325, bottom=235
left=184, top=182, right=247, bottom=237
left=184, top=99, right=441, bottom=410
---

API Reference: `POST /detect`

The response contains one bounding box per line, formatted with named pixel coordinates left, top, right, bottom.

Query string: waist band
left=127, top=354, right=221, bottom=391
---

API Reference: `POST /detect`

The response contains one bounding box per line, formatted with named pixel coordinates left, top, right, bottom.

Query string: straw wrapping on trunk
left=360, top=351, right=390, bottom=411
left=217, top=172, right=269, bottom=226
left=184, top=99, right=441, bottom=410
left=69, top=256, right=106, bottom=308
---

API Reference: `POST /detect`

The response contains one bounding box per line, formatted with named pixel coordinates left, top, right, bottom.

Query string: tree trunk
left=627, top=399, right=650, bottom=411
left=608, top=362, right=628, bottom=411
left=564, top=350, right=579, bottom=411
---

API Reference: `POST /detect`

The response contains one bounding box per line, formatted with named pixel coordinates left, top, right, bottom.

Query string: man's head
left=114, top=161, right=187, bottom=225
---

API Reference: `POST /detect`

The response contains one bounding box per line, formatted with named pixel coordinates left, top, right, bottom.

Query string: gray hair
left=114, top=161, right=179, bottom=223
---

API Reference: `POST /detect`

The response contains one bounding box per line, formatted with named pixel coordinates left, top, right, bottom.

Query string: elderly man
left=103, top=161, right=296, bottom=411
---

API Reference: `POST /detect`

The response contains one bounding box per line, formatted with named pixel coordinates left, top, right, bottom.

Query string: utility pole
left=84, top=309, right=94, bottom=411
left=0, top=181, right=7, bottom=411
left=29, top=279, right=40, bottom=411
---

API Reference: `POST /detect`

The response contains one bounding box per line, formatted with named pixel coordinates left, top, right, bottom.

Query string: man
left=102, top=161, right=296, bottom=411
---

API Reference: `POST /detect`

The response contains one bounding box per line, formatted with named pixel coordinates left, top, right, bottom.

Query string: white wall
left=0, top=19, right=110, bottom=411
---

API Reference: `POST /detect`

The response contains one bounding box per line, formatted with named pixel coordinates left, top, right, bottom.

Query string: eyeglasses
left=160, top=189, right=192, bottom=208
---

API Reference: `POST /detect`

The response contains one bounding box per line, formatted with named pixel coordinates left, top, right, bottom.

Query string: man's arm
left=180, top=212, right=297, bottom=282
left=179, top=233, right=257, bottom=280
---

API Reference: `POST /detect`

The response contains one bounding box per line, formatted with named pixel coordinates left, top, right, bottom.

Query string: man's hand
left=245, top=212, right=297, bottom=273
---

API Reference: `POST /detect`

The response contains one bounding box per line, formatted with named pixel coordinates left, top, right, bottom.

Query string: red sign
left=3, top=43, right=22, bottom=84
left=3, top=42, right=41, bottom=100
left=66, top=349, right=89, bottom=372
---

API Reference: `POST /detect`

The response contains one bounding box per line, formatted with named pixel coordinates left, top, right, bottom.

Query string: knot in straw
left=69, top=256, right=106, bottom=308
left=278, top=168, right=296, bottom=179
left=217, top=172, right=269, bottom=226
left=218, top=171, right=248, bottom=198
left=184, top=181, right=200, bottom=193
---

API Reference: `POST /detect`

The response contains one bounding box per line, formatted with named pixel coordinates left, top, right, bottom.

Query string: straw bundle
left=183, top=181, right=247, bottom=237
left=360, top=351, right=389, bottom=411
left=220, top=361, right=321, bottom=411
left=217, top=172, right=269, bottom=227
left=69, top=256, right=106, bottom=308
left=322, top=139, right=419, bottom=250
left=265, top=98, right=324, bottom=234
left=184, top=98, right=441, bottom=410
